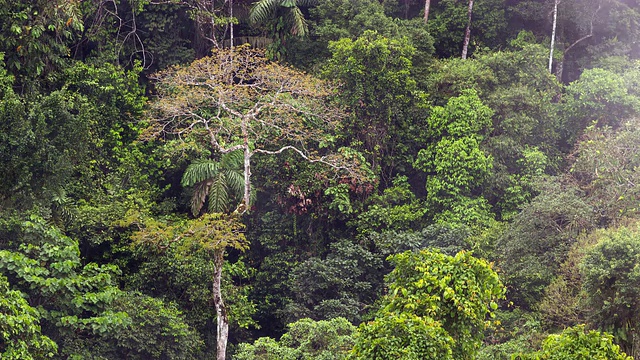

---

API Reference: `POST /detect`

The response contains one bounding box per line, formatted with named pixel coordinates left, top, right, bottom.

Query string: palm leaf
left=182, top=159, right=220, bottom=187
left=224, top=169, right=245, bottom=201
left=191, top=179, right=214, bottom=216
left=249, top=0, right=280, bottom=24
left=296, top=0, right=319, bottom=7
left=208, top=173, right=230, bottom=213
left=220, top=150, right=244, bottom=171
left=286, top=6, right=308, bottom=36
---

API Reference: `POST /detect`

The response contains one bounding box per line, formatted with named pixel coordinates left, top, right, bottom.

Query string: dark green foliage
left=353, top=176, right=427, bottom=235
left=370, top=224, right=471, bottom=257
left=0, top=0, right=83, bottom=85
left=581, top=225, right=640, bottom=354
left=0, top=216, right=203, bottom=359
left=4, top=0, right=640, bottom=357
left=325, top=30, right=429, bottom=184
left=0, top=58, right=146, bottom=210
left=428, top=0, right=507, bottom=58
left=287, top=239, right=384, bottom=324
left=181, top=151, right=245, bottom=215
left=496, top=178, right=594, bottom=309
left=250, top=0, right=318, bottom=37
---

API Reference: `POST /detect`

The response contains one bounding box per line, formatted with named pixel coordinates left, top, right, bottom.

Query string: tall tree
left=131, top=213, right=246, bottom=360
left=146, top=46, right=367, bottom=212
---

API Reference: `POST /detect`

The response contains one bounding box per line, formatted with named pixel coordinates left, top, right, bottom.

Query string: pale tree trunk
left=230, top=0, right=234, bottom=48
left=549, top=0, right=559, bottom=72
left=461, top=0, right=474, bottom=59
left=212, top=250, right=229, bottom=360
left=424, top=0, right=431, bottom=24
left=242, top=117, right=251, bottom=211
left=556, top=1, right=601, bottom=81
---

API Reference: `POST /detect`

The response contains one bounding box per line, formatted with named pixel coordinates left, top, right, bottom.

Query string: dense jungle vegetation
left=2, top=0, right=640, bottom=359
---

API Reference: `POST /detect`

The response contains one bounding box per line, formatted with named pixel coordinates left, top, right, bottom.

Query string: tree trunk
left=212, top=250, right=228, bottom=360
left=424, top=0, right=431, bottom=24
left=461, top=0, right=474, bottom=59
left=230, top=0, right=234, bottom=48
left=242, top=117, right=251, bottom=210
left=549, top=0, right=558, bottom=72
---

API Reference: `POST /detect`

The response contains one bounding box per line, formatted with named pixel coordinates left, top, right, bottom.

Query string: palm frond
left=286, top=6, right=308, bottom=36
left=296, top=0, right=319, bottom=7
left=220, top=150, right=244, bottom=171
left=224, top=169, right=245, bottom=200
left=208, top=173, right=230, bottom=213
left=191, top=179, right=213, bottom=216
left=250, top=0, right=280, bottom=24
left=182, top=159, right=220, bottom=187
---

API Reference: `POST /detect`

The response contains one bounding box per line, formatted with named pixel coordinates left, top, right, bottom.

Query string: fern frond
left=182, top=159, right=220, bottom=187
left=208, top=173, right=230, bottom=213
left=250, top=0, right=280, bottom=24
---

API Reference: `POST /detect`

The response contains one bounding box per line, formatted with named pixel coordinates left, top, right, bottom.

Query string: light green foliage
left=355, top=249, right=504, bottom=359
left=0, top=275, right=57, bottom=359
left=130, top=212, right=248, bottom=254
left=324, top=184, right=354, bottom=215
left=515, top=325, right=632, bottom=360
left=351, top=312, right=454, bottom=360
left=415, top=89, right=494, bottom=228
left=235, top=317, right=356, bottom=360
left=580, top=225, right=640, bottom=354
left=325, top=30, right=428, bottom=182
left=562, top=68, right=640, bottom=143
